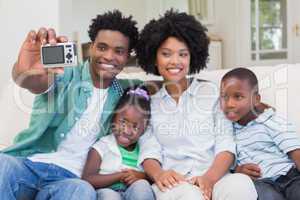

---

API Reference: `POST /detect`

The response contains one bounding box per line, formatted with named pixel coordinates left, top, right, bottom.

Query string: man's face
left=89, top=30, right=129, bottom=84
left=220, top=77, right=260, bottom=126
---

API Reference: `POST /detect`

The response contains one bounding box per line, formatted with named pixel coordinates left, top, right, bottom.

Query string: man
left=0, top=10, right=139, bottom=200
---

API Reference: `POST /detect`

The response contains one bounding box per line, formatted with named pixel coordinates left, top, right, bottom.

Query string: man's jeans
left=255, top=167, right=300, bottom=200
left=0, top=153, right=96, bottom=200
left=97, top=179, right=155, bottom=200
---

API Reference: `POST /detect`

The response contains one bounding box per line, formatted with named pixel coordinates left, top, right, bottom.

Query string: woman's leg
left=152, top=182, right=204, bottom=200
left=213, top=173, right=258, bottom=200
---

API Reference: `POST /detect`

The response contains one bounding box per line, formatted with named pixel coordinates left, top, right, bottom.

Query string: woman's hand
left=153, top=169, right=186, bottom=192
left=188, top=175, right=214, bottom=200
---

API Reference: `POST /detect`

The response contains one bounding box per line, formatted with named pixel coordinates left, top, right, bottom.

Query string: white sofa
left=1, top=64, right=300, bottom=149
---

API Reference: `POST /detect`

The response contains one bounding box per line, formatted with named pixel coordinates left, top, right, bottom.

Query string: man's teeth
left=102, top=63, right=114, bottom=69
left=167, top=68, right=181, bottom=74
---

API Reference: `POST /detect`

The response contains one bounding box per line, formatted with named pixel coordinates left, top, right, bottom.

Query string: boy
left=220, top=67, right=300, bottom=200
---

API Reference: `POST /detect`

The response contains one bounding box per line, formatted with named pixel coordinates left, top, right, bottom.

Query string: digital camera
left=41, top=42, right=78, bottom=67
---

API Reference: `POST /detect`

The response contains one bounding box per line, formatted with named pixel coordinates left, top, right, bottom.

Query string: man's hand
left=15, top=28, right=67, bottom=76
left=153, top=169, right=186, bottom=192
left=235, top=163, right=261, bottom=180
left=13, top=28, right=68, bottom=93
left=120, top=169, right=146, bottom=186
left=188, top=175, right=214, bottom=200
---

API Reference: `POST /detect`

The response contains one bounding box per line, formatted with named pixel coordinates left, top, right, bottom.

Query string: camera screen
left=42, top=46, right=64, bottom=64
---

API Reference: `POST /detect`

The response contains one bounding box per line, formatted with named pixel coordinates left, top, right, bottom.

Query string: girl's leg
left=123, top=179, right=155, bottom=200
left=96, top=188, right=122, bottom=200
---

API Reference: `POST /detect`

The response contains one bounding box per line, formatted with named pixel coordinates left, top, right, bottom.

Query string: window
left=251, top=0, right=287, bottom=61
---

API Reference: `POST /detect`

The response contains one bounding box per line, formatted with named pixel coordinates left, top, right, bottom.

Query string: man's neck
left=92, top=77, right=113, bottom=89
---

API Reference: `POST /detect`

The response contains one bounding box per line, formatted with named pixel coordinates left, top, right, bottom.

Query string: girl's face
left=112, top=104, right=148, bottom=150
left=156, top=37, right=190, bottom=83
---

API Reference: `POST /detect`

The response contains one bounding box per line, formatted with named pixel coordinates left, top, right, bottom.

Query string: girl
left=136, top=10, right=258, bottom=200
left=81, top=86, right=155, bottom=200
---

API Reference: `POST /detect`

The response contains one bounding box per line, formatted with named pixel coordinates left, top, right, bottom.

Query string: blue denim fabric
left=96, top=179, right=155, bottom=200
left=0, top=153, right=96, bottom=200
left=255, top=167, right=300, bottom=200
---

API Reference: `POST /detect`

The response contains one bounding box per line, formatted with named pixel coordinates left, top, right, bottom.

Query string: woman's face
left=156, top=37, right=190, bottom=83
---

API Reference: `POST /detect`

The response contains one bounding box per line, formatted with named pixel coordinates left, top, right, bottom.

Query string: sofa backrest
left=1, top=64, right=299, bottom=149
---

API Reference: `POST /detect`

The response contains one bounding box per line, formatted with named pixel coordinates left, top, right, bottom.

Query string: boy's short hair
left=222, top=67, right=259, bottom=94
left=88, top=10, right=138, bottom=53
left=136, top=9, right=209, bottom=75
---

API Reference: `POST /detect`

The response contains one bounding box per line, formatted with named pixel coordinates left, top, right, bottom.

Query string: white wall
left=212, top=0, right=239, bottom=69
left=72, top=0, right=148, bottom=43
left=0, top=0, right=61, bottom=93
left=0, top=0, right=62, bottom=145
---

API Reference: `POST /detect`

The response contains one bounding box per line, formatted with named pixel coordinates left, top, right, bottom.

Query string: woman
left=136, top=10, right=258, bottom=200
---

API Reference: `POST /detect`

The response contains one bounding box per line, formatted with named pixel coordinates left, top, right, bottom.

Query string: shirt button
left=60, top=133, right=65, bottom=138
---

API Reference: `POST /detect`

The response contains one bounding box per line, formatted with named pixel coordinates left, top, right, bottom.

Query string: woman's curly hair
left=136, top=9, right=209, bottom=75
left=88, top=10, right=138, bottom=53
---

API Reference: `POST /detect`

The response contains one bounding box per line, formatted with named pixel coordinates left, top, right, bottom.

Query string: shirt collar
left=159, top=78, right=202, bottom=99
left=81, top=60, right=123, bottom=96
left=233, top=107, right=275, bottom=129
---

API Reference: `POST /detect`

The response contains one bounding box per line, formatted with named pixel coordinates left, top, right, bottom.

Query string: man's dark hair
left=88, top=10, right=138, bottom=53
left=136, top=9, right=209, bottom=75
left=222, top=67, right=259, bottom=93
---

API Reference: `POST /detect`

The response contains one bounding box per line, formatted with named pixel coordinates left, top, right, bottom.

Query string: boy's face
left=220, top=77, right=260, bottom=126
left=89, top=30, right=129, bottom=85
left=112, top=105, right=147, bottom=150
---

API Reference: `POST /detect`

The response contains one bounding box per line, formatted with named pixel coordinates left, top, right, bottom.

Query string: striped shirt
left=233, top=108, right=300, bottom=179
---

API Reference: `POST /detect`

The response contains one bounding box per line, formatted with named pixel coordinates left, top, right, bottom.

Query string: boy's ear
left=254, top=94, right=261, bottom=106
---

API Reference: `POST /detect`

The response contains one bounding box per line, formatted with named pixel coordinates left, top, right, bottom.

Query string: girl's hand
left=153, top=170, right=186, bottom=192
left=188, top=175, right=214, bottom=200
left=121, top=169, right=146, bottom=186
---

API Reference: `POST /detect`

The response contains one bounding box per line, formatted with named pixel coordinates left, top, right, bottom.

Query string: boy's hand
left=153, top=170, right=186, bottom=192
left=188, top=175, right=214, bottom=200
left=235, top=163, right=261, bottom=180
left=121, top=169, right=146, bottom=186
